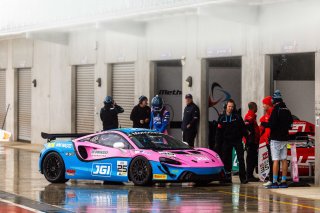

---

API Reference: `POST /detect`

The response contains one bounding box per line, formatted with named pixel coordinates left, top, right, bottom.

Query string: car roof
left=116, top=128, right=158, bottom=135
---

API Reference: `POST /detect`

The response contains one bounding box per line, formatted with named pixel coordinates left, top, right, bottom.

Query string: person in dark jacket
left=266, top=90, right=293, bottom=189
left=181, top=94, right=200, bottom=147
left=130, top=96, right=151, bottom=129
left=244, top=102, right=260, bottom=182
left=100, top=96, right=124, bottom=131
left=215, top=99, right=248, bottom=184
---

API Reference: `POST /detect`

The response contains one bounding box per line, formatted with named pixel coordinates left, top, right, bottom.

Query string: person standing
left=130, top=96, right=151, bottom=129
left=266, top=90, right=293, bottom=189
left=244, top=102, right=260, bottom=182
left=259, top=96, right=274, bottom=186
left=181, top=94, right=200, bottom=147
left=149, top=95, right=170, bottom=134
left=100, top=96, right=124, bottom=131
left=215, top=99, right=248, bottom=184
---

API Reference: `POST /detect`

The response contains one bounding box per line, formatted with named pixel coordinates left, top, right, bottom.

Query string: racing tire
left=129, top=156, right=153, bottom=186
left=42, top=152, right=69, bottom=183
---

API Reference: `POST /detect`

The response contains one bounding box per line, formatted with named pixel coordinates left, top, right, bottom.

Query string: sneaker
left=265, top=182, right=279, bottom=189
left=278, top=182, right=288, bottom=188
left=263, top=181, right=272, bottom=186
left=241, top=180, right=248, bottom=184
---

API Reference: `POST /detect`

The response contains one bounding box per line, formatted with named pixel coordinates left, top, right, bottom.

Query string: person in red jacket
left=259, top=96, right=274, bottom=186
left=244, top=102, right=260, bottom=182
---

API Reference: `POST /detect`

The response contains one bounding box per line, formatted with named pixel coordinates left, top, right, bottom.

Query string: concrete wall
left=0, top=1, right=318, bottom=153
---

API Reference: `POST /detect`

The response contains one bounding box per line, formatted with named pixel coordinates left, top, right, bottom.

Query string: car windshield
left=130, top=133, right=190, bottom=150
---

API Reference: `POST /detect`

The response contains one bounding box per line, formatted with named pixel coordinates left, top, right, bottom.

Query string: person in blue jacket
left=149, top=95, right=170, bottom=134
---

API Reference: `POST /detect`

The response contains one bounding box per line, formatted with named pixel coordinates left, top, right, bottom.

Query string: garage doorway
left=154, top=60, right=182, bottom=140
left=74, top=65, right=95, bottom=133
left=206, top=57, right=242, bottom=149
left=17, top=68, right=32, bottom=142
left=111, top=63, right=135, bottom=128
left=271, top=53, right=315, bottom=124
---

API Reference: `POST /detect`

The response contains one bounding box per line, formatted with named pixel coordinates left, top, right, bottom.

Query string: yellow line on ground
left=218, top=190, right=320, bottom=211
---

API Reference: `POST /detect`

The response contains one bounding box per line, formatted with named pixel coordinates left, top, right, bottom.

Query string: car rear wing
left=41, top=132, right=93, bottom=142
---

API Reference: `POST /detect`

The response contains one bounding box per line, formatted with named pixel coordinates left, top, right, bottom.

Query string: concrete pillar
left=314, top=52, right=320, bottom=185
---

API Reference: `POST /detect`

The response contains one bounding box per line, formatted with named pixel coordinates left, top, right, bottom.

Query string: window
left=97, top=133, right=131, bottom=149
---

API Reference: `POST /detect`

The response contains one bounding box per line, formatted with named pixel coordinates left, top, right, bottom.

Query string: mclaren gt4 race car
left=39, top=129, right=224, bottom=186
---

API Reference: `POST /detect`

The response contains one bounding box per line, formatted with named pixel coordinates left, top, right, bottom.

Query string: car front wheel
left=129, top=156, right=153, bottom=186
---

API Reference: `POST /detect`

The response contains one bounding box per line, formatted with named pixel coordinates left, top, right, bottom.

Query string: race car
left=39, top=128, right=224, bottom=186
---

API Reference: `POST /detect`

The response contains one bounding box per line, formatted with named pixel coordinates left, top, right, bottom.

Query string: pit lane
left=0, top=146, right=319, bottom=213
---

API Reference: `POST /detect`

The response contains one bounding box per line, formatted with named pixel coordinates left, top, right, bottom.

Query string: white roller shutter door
left=18, top=68, right=31, bottom=141
left=75, top=65, right=95, bottom=133
left=0, top=70, right=6, bottom=129
left=112, top=63, right=135, bottom=128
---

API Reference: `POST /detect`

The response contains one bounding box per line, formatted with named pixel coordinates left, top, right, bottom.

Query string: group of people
left=100, top=89, right=293, bottom=188
left=100, top=93, right=200, bottom=147
left=215, top=90, right=293, bottom=188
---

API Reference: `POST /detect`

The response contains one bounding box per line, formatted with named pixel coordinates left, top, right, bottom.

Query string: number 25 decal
left=91, top=163, right=112, bottom=177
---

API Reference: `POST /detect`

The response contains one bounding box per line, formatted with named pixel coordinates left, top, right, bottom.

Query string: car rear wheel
left=129, top=157, right=153, bottom=186
left=43, top=152, right=69, bottom=183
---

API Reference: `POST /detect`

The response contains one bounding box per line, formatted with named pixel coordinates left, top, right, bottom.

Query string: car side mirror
left=113, top=142, right=125, bottom=149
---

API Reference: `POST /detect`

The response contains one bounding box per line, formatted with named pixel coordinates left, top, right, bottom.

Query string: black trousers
left=183, top=130, right=197, bottom=147
left=222, top=140, right=247, bottom=182
left=266, top=144, right=273, bottom=178
left=246, top=142, right=258, bottom=178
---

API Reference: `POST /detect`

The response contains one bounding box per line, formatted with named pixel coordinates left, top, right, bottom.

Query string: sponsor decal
left=258, top=142, right=270, bottom=181
left=55, top=143, right=72, bottom=149
left=134, top=150, right=151, bottom=155
left=91, top=150, right=108, bottom=158
left=91, top=163, right=112, bottom=177
left=158, top=89, right=182, bottom=96
left=159, top=152, right=176, bottom=157
left=185, top=154, right=209, bottom=161
left=65, top=152, right=74, bottom=156
left=47, top=143, right=55, bottom=148
left=171, top=169, right=179, bottom=174
left=153, top=174, right=167, bottom=180
left=117, top=161, right=128, bottom=176
left=66, top=169, right=76, bottom=176
left=153, top=193, right=168, bottom=200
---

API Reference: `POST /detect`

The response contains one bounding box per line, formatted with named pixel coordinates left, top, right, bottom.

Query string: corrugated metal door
left=112, top=63, right=135, bottom=128
left=18, top=68, right=31, bottom=141
left=0, top=70, right=6, bottom=128
left=75, top=65, right=94, bottom=133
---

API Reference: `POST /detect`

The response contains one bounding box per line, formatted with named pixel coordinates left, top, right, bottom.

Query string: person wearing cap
left=130, top=96, right=151, bottom=129
left=259, top=96, right=274, bottom=186
left=266, top=90, right=293, bottom=189
left=244, top=102, right=260, bottom=182
left=100, top=96, right=124, bottom=131
left=181, top=94, right=200, bottom=147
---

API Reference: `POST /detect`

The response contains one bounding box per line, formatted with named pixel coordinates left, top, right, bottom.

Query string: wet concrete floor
left=0, top=146, right=319, bottom=213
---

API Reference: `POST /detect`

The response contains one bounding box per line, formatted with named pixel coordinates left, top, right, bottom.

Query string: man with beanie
left=244, top=102, right=260, bottom=182
left=216, top=99, right=248, bottom=184
left=260, top=96, right=274, bottom=186
left=130, top=96, right=151, bottom=129
left=181, top=94, right=200, bottom=147
left=100, top=96, right=124, bottom=131
left=266, top=90, right=293, bottom=189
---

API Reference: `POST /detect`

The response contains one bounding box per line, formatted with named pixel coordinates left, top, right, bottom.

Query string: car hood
left=133, top=149, right=223, bottom=168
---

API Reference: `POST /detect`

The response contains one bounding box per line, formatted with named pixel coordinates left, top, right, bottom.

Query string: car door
left=89, top=133, right=133, bottom=181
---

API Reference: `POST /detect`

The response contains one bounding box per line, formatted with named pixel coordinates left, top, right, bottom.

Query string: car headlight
left=159, top=157, right=181, bottom=165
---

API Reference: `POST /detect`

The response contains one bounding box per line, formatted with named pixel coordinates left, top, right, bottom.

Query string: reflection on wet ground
left=0, top=146, right=319, bottom=213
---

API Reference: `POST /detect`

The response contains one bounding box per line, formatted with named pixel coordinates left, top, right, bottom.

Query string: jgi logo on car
left=91, top=163, right=112, bottom=177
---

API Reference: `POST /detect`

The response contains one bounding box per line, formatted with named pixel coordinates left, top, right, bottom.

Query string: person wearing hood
left=244, top=102, right=260, bottom=182
left=266, top=90, right=293, bottom=189
left=259, top=96, right=274, bottom=187
left=100, top=96, right=124, bottom=131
